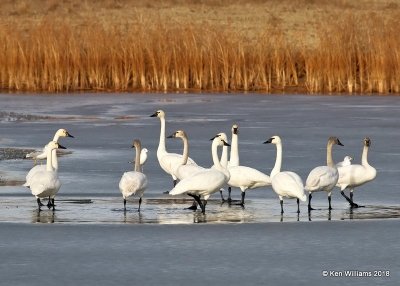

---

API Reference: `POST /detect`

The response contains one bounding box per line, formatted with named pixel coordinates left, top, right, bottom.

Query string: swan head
left=131, top=139, right=142, bottom=150
left=344, top=155, right=353, bottom=162
left=210, top=134, right=230, bottom=147
left=232, top=124, right=239, bottom=135
left=216, top=132, right=228, bottom=143
left=364, top=137, right=371, bottom=147
left=56, top=128, right=74, bottom=138
left=263, top=135, right=281, bottom=145
left=150, top=110, right=165, bottom=118
left=328, top=136, right=344, bottom=146
left=167, top=130, right=187, bottom=139
left=47, top=141, right=67, bottom=150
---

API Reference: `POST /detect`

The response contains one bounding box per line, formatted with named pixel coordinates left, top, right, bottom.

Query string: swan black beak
left=57, top=144, right=67, bottom=150
left=167, top=133, right=175, bottom=139
left=337, top=139, right=344, bottom=146
left=223, top=140, right=231, bottom=147
left=263, top=138, right=273, bottom=144
left=67, top=132, right=74, bottom=138
left=150, top=111, right=158, bottom=117
left=210, top=136, right=217, bottom=141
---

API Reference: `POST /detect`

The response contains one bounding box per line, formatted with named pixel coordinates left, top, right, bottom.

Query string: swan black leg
left=173, top=179, right=177, bottom=187
left=308, top=193, right=315, bottom=211
left=47, top=196, right=52, bottom=209
left=340, top=191, right=359, bottom=208
left=328, top=195, right=332, bottom=210
left=219, top=190, right=225, bottom=202
left=280, top=199, right=284, bottom=214
left=51, top=199, right=55, bottom=211
left=37, top=198, right=43, bottom=211
left=350, top=191, right=354, bottom=201
left=138, top=197, right=142, bottom=212
left=188, top=194, right=205, bottom=214
left=227, top=187, right=232, bottom=202
left=123, top=199, right=127, bottom=210
left=297, top=198, right=300, bottom=214
left=236, top=192, right=245, bottom=207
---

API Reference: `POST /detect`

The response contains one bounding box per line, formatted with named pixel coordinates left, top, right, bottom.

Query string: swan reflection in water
left=32, top=209, right=55, bottom=224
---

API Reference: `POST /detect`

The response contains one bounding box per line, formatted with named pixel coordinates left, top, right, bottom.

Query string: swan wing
left=305, top=166, right=338, bottom=191
left=159, top=153, right=197, bottom=176
left=25, top=165, right=47, bottom=186
left=228, top=166, right=271, bottom=189
left=119, top=171, right=148, bottom=198
left=29, top=171, right=61, bottom=197
left=272, top=171, right=306, bottom=200
left=337, top=165, right=376, bottom=188
left=170, top=169, right=226, bottom=197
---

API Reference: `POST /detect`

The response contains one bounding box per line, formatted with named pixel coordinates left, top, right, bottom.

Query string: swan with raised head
left=226, top=125, right=271, bottom=206
left=336, top=137, right=376, bottom=207
left=119, top=139, right=148, bottom=211
left=169, top=134, right=230, bottom=214
left=305, top=137, right=344, bottom=211
left=264, top=136, right=306, bottom=214
left=226, top=124, right=239, bottom=201
left=150, top=110, right=197, bottom=187
left=211, top=132, right=229, bottom=201
left=336, top=155, right=353, bottom=168
left=24, top=141, right=66, bottom=211
left=26, top=128, right=74, bottom=162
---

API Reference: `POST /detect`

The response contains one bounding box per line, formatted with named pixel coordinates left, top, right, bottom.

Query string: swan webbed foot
left=187, top=204, right=198, bottom=211
left=163, top=191, right=170, bottom=194
left=308, top=206, right=315, bottom=212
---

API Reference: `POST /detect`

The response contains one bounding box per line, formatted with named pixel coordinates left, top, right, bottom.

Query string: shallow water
left=0, top=93, right=399, bottom=285
left=0, top=93, right=399, bottom=223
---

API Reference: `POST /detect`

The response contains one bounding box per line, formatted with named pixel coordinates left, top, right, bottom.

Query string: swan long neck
left=181, top=135, right=189, bottom=165
left=134, top=144, right=142, bottom=172
left=158, top=117, right=167, bottom=154
left=361, top=145, right=370, bottom=166
left=46, top=148, right=53, bottom=172
left=230, top=133, right=239, bottom=166
left=212, top=141, right=223, bottom=171
left=220, top=145, right=228, bottom=168
left=53, top=133, right=60, bottom=142
left=51, top=149, right=58, bottom=170
left=326, top=142, right=335, bottom=168
left=271, top=142, right=282, bottom=178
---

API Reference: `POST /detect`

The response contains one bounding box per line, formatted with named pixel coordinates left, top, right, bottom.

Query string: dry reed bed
left=0, top=14, right=399, bottom=94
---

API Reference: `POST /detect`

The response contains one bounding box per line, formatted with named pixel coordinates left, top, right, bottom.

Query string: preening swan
left=305, top=137, right=343, bottom=211
left=264, top=136, right=306, bottom=214
left=150, top=110, right=197, bottom=187
left=226, top=125, right=271, bottom=205
left=24, top=141, right=66, bottom=211
left=119, top=139, right=148, bottom=211
left=336, top=137, right=376, bottom=208
left=169, top=134, right=230, bottom=214
left=26, top=129, right=74, bottom=162
left=336, top=156, right=352, bottom=168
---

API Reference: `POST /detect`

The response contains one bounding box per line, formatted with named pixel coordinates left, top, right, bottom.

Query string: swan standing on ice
left=119, top=140, right=148, bottom=211
left=169, top=134, right=230, bottom=214
left=227, top=124, right=239, bottom=201
left=150, top=110, right=197, bottom=188
left=226, top=125, right=271, bottom=206
left=264, top=136, right=306, bottom=214
left=26, top=129, right=74, bottom=163
left=305, top=137, right=344, bottom=211
left=24, top=141, right=66, bottom=211
left=336, top=156, right=353, bottom=168
left=336, top=137, right=376, bottom=207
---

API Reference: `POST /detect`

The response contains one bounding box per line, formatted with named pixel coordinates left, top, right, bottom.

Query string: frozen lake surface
left=0, top=93, right=399, bottom=285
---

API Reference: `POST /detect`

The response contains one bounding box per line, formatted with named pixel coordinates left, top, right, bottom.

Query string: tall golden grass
left=0, top=13, right=399, bottom=94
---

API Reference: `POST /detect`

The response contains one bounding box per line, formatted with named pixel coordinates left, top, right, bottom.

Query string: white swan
left=336, top=155, right=353, bottom=168
left=226, top=125, right=271, bottom=205
left=167, top=130, right=205, bottom=181
left=26, top=128, right=74, bottom=162
left=119, top=139, right=148, bottom=211
left=264, top=136, right=306, bottom=214
left=226, top=124, right=239, bottom=201
left=169, top=134, right=230, bottom=214
left=336, top=137, right=376, bottom=207
left=24, top=141, right=66, bottom=211
left=305, top=137, right=344, bottom=211
left=211, top=132, right=229, bottom=201
left=150, top=110, right=197, bottom=187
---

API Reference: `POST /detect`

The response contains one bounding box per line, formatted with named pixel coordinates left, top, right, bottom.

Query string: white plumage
left=336, top=137, right=376, bottom=207
left=264, top=135, right=306, bottom=214
left=169, top=134, right=230, bottom=214
left=150, top=110, right=197, bottom=186
left=305, top=136, right=343, bottom=211
left=119, top=139, right=148, bottom=211
left=24, top=141, right=66, bottom=211
left=336, top=155, right=353, bottom=168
